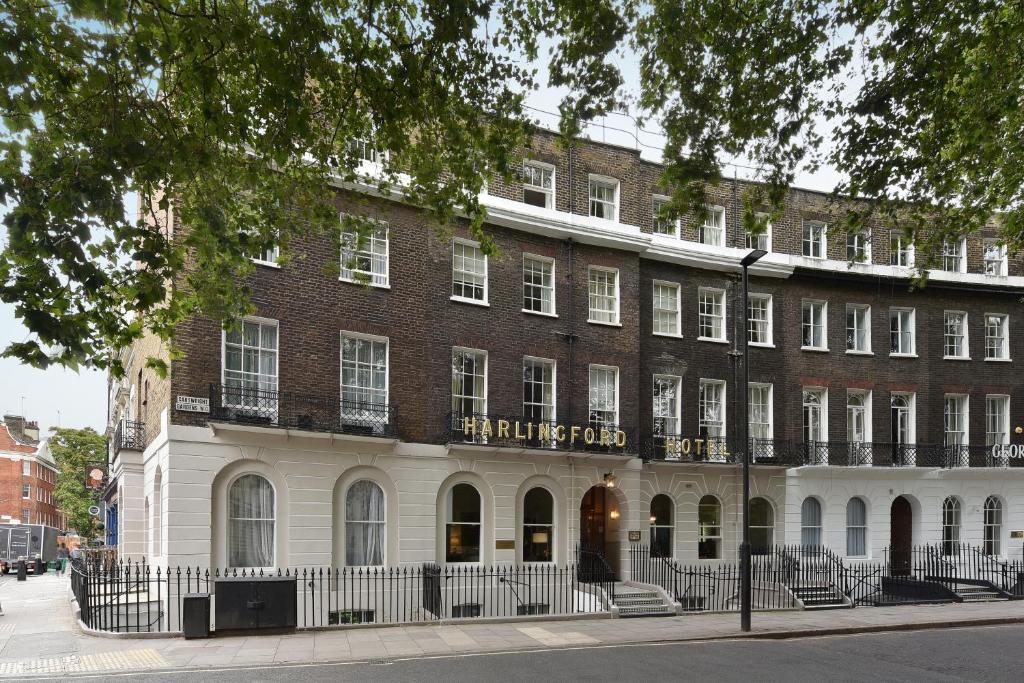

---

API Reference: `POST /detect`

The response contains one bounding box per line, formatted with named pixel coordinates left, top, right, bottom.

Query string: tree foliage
left=49, top=427, right=106, bottom=541
left=1, top=1, right=1021, bottom=373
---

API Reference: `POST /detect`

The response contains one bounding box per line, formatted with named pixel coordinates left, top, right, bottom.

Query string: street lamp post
left=739, top=248, right=767, bottom=632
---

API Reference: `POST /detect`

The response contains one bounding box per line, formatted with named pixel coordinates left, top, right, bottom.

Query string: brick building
left=108, top=127, right=1024, bottom=588
left=0, top=415, right=62, bottom=528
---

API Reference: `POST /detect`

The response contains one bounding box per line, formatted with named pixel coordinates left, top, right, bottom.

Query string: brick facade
left=112, top=127, right=1023, bottom=457
left=0, top=418, right=62, bottom=528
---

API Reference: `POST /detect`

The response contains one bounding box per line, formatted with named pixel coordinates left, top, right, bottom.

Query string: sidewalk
left=1, top=573, right=1023, bottom=677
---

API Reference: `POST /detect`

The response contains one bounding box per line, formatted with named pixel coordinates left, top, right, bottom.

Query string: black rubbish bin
left=182, top=593, right=211, bottom=639
left=34, top=558, right=45, bottom=575
left=16, top=560, right=26, bottom=582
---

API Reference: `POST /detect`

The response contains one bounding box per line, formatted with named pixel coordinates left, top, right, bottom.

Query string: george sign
left=495, top=539, right=516, bottom=550
left=88, top=505, right=101, bottom=517
left=460, top=417, right=626, bottom=448
left=990, top=444, right=1024, bottom=459
left=175, top=395, right=210, bottom=413
left=628, top=530, right=642, bottom=543
left=1010, top=530, right=1024, bottom=539
left=85, top=464, right=106, bottom=490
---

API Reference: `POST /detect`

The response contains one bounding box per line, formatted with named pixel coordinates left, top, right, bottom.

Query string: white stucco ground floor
left=117, top=412, right=1024, bottom=574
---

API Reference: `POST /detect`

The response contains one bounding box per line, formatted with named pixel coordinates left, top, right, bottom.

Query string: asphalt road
left=21, top=623, right=1024, bottom=682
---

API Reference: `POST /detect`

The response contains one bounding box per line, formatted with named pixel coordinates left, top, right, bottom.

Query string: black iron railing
left=113, top=419, right=146, bottom=453
left=448, top=412, right=635, bottom=455
left=629, top=542, right=1024, bottom=611
left=209, top=384, right=398, bottom=438
left=73, top=559, right=614, bottom=633
left=641, top=437, right=1023, bottom=469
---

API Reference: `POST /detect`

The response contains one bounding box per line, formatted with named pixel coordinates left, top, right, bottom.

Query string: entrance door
left=580, top=486, right=606, bottom=553
left=890, top=496, right=913, bottom=576
left=579, top=486, right=616, bottom=581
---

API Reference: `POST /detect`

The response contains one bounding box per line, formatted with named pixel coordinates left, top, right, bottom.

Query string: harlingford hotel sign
left=460, top=417, right=628, bottom=448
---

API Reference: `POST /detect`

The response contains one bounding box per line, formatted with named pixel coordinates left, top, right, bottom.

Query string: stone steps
left=791, top=585, right=851, bottom=609
left=612, top=586, right=675, bottom=618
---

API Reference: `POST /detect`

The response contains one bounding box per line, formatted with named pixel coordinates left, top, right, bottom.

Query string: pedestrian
left=55, top=543, right=69, bottom=577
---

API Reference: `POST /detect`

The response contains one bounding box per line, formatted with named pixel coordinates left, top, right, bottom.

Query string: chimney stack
left=2, top=415, right=37, bottom=444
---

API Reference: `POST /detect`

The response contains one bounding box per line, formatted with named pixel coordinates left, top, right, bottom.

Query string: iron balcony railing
left=209, top=384, right=398, bottom=438
left=641, top=437, right=1024, bottom=469
left=447, top=412, right=635, bottom=455
left=113, top=419, right=146, bottom=454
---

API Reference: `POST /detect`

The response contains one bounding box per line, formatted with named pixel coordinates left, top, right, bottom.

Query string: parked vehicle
left=0, top=524, right=59, bottom=574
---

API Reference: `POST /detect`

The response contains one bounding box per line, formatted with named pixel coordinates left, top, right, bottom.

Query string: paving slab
left=1, top=572, right=1023, bottom=677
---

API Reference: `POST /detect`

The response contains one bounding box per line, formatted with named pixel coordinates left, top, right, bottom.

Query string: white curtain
left=346, top=480, right=385, bottom=566
left=229, top=474, right=275, bottom=567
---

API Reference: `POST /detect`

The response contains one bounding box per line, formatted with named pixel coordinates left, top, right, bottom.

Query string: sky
left=0, top=28, right=847, bottom=439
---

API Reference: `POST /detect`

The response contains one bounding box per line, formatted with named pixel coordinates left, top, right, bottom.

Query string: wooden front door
left=890, top=496, right=913, bottom=576
left=580, top=486, right=606, bottom=553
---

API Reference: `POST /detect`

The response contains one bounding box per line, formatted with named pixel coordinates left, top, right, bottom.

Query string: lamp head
left=741, top=249, right=768, bottom=267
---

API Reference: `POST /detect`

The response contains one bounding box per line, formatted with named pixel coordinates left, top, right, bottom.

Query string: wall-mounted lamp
left=609, top=510, right=620, bottom=520
left=603, top=472, right=617, bottom=488
left=649, top=515, right=657, bottom=524
left=1016, top=426, right=1023, bottom=435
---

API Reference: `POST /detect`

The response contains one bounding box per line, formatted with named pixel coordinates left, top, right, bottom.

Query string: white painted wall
left=141, top=425, right=1024, bottom=572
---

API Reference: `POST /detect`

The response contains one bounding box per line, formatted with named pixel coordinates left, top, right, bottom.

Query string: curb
left=723, top=615, right=1024, bottom=641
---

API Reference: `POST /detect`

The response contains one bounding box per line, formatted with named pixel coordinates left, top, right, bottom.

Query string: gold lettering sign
left=495, top=539, right=516, bottom=550
left=460, top=419, right=629, bottom=450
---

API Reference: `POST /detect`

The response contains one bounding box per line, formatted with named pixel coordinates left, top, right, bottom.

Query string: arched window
left=346, top=480, right=385, bottom=566
left=846, top=498, right=867, bottom=557
left=941, top=496, right=961, bottom=556
left=522, top=487, right=554, bottom=562
left=144, top=496, right=150, bottom=557
left=228, top=474, right=275, bottom=567
left=750, top=497, right=774, bottom=555
left=698, top=495, right=722, bottom=560
left=801, top=497, right=822, bottom=547
left=649, top=494, right=673, bottom=558
left=983, top=496, right=1003, bottom=556
left=446, top=483, right=481, bottom=562
left=153, top=468, right=163, bottom=556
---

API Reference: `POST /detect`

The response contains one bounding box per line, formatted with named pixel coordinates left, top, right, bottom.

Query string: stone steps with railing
left=612, top=585, right=676, bottom=618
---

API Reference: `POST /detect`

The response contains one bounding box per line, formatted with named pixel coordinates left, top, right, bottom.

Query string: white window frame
left=452, top=347, right=488, bottom=418
left=523, top=356, right=557, bottom=425
left=985, top=395, right=1010, bottom=447
left=746, top=213, right=771, bottom=251
left=748, top=383, right=773, bottom=440
left=652, top=280, right=682, bottom=337
left=890, top=231, right=914, bottom=267
left=891, top=392, right=916, bottom=445
left=651, top=195, right=678, bottom=237
left=698, top=287, right=727, bottom=342
left=451, top=238, right=488, bottom=305
left=846, top=498, right=868, bottom=558
left=249, top=232, right=280, bottom=268
left=587, top=266, right=620, bottom=326
left=802, top=220, right=826, bottom=259
left=588, top=365, right=620, bottom=428
left=985, top=313, right=1010, bottom=361
left=344, top=479, right=387, bottom=567
left=984, top=496, right=1003, bottom=557
left=340, top=332, right=390, bottom=430
left=698, top=379, right=727, bottom=442
left=700, top=206, right=726, bottom=247
left=340, top=218, right=390, bottom=288
left=847, top=389, right=872, bottom=443
left=653, top=374, right=682, bottom=437
left=846, top=304, right=872, bottom=354
left=522, top=253, right=557, bottom=317
left=801, top=299, right=828, bottom=351
left=983, top=239, right=1008, bottom=277
left=941, top=237, right=967, bottom=273
left=227, top=473, right=277, bottom=569
left=846, top=230, right=871, bottom=263
left=522, top=160, right=555, bottom=210
left=802, top=387, right=828, bottom=443
left=943, top=394, right=969, bottom=446
left=943, top=311, right=970, bottom=360
left=221, top=316, right=280, bottom=413
left=747, top=294, right=773, bottom=347
left=889, top=308, right=916, bottom=357
left=588, top=174, right=620, bottom=222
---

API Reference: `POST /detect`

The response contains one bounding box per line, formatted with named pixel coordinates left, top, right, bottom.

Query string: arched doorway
left=890, top=496, right=913, bottom=575
left=579, top=485, right=621, bottom=579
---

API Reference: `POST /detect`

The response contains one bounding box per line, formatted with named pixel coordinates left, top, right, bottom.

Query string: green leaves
left=49, top=427, right=107, bottom=541
left=2, top=1, right=1022, bottom=375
